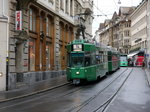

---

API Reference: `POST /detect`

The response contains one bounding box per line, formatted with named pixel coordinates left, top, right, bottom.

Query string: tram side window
left=85, top=57, right=91, bottom=67
left=108, top=55, right=111, bottom=61
left=96, top=55, right=100, bottom=64
left=67, top=53, right=71, bottom=67
left=103, top=51, right=107, bottom=62
left=91, top=52, right=96, bottom=65
left=99, top=53, right=103, bottom=63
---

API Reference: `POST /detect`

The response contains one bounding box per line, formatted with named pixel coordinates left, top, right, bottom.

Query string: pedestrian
left=149, top=61, right=150, bottom=69
left=142, top=62, right=145, bottom=68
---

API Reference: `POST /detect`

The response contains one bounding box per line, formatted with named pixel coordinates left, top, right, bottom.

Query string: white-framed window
left=29, top=8, right=36, bottom=32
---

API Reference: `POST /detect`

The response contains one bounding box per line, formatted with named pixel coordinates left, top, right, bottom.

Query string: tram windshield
left=120, top=56, right=127, bottom=61
left=70, top=53, right=84, bottom=67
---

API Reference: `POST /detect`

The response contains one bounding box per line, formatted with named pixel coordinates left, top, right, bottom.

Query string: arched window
left=29, top=8, right=36, bottom=32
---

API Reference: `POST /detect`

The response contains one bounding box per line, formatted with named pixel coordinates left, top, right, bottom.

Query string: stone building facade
left=147, top=0, right=150, bottom=64
left=5, top=0, right=93, bottom=90
left=99, top=7, right=135, bottom=54
left=0, top=0, right=9, bottom=91
left=129, top=0, right=148, bottom=54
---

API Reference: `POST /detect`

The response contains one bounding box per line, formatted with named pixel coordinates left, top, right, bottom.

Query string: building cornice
left=129, top=0, right=147, bottom=19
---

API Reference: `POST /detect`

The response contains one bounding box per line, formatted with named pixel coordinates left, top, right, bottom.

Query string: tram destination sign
left=73, top=44, right=82, bottom=51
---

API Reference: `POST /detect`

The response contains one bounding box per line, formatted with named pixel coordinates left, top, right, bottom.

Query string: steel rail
left=69, top=68, right=129, bottom=112
left=94, top=68, right=134, bottom=112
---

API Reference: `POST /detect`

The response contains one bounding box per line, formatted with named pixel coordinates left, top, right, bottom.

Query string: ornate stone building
left=147, top=0, right=150, bottom=64
left=99, top=7, right=135, bottom=54
left=130, top=0, right=148, bottom=54
left=0, top=0, right=9, bottom=91
left=4, top=0, right=93, bottom=90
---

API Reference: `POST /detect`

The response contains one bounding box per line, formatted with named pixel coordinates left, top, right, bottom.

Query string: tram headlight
left=0, top=72, right=3, bottom=77
left=76, top=72, right=79, bottom=75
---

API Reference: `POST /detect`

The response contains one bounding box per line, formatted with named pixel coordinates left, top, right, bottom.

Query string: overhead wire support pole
left=75, top=12, right=92, bottom=39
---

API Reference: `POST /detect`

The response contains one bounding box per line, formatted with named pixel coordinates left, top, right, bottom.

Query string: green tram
left=120, top=54, right=128, bottom=67
left=107, top=47, right=120, bottom=73
left=66, top=39, right=120, bottom=84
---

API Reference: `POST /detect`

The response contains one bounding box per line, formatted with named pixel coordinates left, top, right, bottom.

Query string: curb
left=0, top=82, right=69, bottom=103
left=145, top=69, right=150, bottom=87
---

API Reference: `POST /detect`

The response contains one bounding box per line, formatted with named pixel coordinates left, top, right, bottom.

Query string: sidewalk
left=0, top=76, right=69, bottom=103
left=145, top=68, right=150, bottom=87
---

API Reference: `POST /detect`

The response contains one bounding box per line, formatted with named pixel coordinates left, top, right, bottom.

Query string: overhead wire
left=93, top=3, right=108, bottom=19
left=112, top=0, right=119, bottom=10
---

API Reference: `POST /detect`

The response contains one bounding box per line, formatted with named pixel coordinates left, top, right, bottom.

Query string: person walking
left=148, top=60, right=150, bottom=69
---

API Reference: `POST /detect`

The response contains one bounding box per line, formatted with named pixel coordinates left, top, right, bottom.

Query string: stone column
left=0, top=0, right=9, bottom=91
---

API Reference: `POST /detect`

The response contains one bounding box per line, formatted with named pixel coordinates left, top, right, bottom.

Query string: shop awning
left=128, top=51, right=139, bottom=57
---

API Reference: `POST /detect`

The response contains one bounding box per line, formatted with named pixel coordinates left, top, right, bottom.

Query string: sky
left=92, top=0, right=143, bottom=37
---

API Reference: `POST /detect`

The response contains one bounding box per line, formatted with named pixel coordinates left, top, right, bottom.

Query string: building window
left=65, top=26, right=68, bottom=42
left=40, top=16, right=43, bottom=32
left=76, top=4, right=78, bottom=14
left=65, top=0, right=68, bottom=14
left=59, top=23, right=63, bottom=40
left=46, top=43, right=51, bottom=70
left=60, top=0, right=64, bottom=10
left=70, top=0, right=73, bottom=16
left=40, top=41, right=43, bottom=70
left=69, top=28, right=72, bottom=42
left=59, top=45, right=62, bottom=68
left=46, top=17, right=52, bottom=37
left=48, top=0, right=53, bottom=4
left=29, top=8, right=36, bottom=32
left=29, top=39, right=35, bottom=71
left=124, top=30, right=130, bottom=36
left=125, top=22, right=130, bottom=27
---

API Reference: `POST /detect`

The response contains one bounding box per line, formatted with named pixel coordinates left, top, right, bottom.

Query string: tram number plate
left=73, top=79, right=80, bottom=84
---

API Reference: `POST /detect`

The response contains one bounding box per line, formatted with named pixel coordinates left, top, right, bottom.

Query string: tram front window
left=120, top=56, right=127, bottom=61
left=71, top=53, right=84, bottom=67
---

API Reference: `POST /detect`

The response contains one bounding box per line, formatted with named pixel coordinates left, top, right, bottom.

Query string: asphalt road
left=0, top=68, right=149, bottom=112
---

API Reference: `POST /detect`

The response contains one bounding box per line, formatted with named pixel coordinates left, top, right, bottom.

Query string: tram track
left=0, top=68, right=127, bottom=104
left=69, top=68, right=132, bottom=112
left=0, top=68, right=131, bottom=111
left=94, top=68, right=133, bottom=112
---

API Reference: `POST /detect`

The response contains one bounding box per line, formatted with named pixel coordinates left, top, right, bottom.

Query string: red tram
left=135, top=51, right=145, bottom=67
